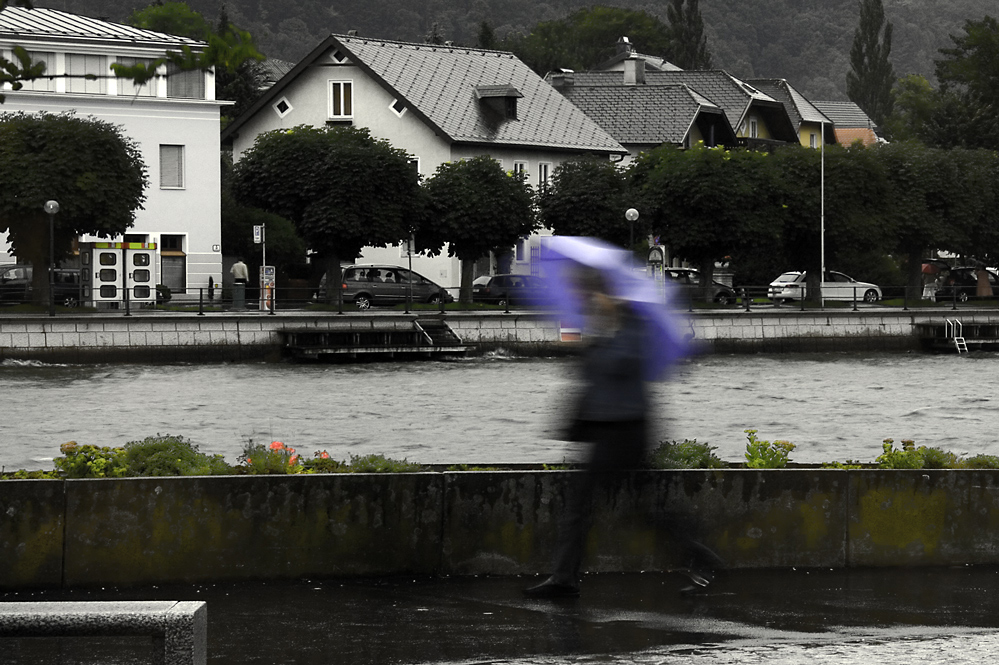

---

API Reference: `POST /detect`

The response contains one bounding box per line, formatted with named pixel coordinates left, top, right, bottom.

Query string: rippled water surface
left=2, top=351, right=997, bottom=470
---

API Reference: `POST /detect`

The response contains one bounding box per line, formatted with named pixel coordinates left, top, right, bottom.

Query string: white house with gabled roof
left=0, top=5, right=225, bottom=298
left=222, top=33, right=626, bottom=288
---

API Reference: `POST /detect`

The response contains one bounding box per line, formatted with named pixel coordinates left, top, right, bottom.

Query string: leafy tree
left=505, top=6, right=672, bottom=76
left=126, top=1, right=267, bottom=124
left=477, top=21, right=497, bottom=50
left=846, top=0, right=896, bottom=128
left=230, top=125, right=422, bottom=298
left=934, top=15, right=999, bottom=150
left=632, top=144, right=781, bottom=298
left=420, top=156, right=536, bottom=303
left=536, top=158, right=635, bottom=248
left=0, top=112, right=147, bottom=304
left=882, top=74, right=938, bottom=143
left=665, top=0, right=713, bottom=69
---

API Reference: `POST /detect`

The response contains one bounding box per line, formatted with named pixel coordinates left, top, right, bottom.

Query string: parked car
left=471, top=273, right=551, bottom=307
left=768, top=271, right=882, bottom=303
left=664, top=268, right=737, bottom=305
left=935, top=267, right=999, bottom=302
left=0, top=264, right=82, bottom=307
left=317, top=265, right=453, bottom=309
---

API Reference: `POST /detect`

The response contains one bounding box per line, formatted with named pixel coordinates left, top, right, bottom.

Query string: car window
left=828, top=273, right=849, bottom=283
left=473, top=276, right=490, bottom=286
left=379, top=269, right=397, bottom=283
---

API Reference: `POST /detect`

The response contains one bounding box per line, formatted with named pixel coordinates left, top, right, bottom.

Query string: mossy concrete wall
left=3, top=469, right=999, bottom=589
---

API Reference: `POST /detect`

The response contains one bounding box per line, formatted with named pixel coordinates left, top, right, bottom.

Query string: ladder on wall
left=946, top=319, right=969, bottom=353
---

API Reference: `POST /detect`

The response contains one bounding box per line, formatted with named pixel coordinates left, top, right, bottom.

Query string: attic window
left=331, top=50, right=347, bottom=63
left=390, top=98, right=406, bottom=117
left=273, top=97, right=293, bottom=118
left=474, top=85, right=523, bottom=120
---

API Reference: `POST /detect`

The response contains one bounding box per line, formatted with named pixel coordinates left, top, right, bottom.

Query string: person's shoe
left=678, top=568, right=713, bottom=595
left=523, top=576, right=580, bottom=598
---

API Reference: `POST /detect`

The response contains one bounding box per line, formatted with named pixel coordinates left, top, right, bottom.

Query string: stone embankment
left=1, top=308, right=993, bottom=362
left=3, top=468, right=998, bottom=590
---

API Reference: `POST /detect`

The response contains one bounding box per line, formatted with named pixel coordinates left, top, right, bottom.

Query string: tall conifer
left=665, top=0, right=712, bottom=70
left=846, top=0, right=896, bottom=127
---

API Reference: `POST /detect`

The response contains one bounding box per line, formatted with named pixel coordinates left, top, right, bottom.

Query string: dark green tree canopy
left=420, top=156, right=536, bottom=301
left=536, top=158, right=634, bottom=247
left=0, top=112, right=147, bottom=301
left=505, top=6, right=672, bottom=75
left=665, top=0, right=713, bottom=69
left=231, top=125, right=421, bottom=264
left=846, top=0, right=896, bottom=127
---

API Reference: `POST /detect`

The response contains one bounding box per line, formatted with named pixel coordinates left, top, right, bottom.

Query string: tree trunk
left=697, top=258, right=716, bottom=303
left=323, top=253, right=342, bottom=307
left=907, top=248, right=924, bottom=302
left=459, top=258, right=474, bottom=304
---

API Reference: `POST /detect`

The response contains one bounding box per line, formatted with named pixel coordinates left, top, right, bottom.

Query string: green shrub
left=959, top=454, right=999, bottom=469
left=919, top=446, right=959, bottom=469
left=649, top=439, right=725, bottom=469
left=123, top=434, right=231, bottom=476
left=238, top=441, right=303, bottom=474
left=744, top=429, right=795, bottom=469
left=822, top=460, right=864, bottom=469
left=445, top=464, right=500, bottom=471
left=346, top=454, right=423, bottom=473
left=54, top=441, right=127, bottom=478
left=1, top=469, right=60, bottom=480
left=876, top=439, right=924, bottom=469
left=302, top=451, right=348, bottom=473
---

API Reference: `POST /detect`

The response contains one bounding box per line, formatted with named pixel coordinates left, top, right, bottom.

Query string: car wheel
left=714, top=292, right=734, bottom=305
left=61, top=296, right=79, bottom=308
left=863, top=289, right=879, bottom=303
left=354, top=294, right=372, bottom=310
left=427, top=294, right=441, bottom=305
left=958, top=291, right=969, bottom=303
left=497, top=297, right=508, bottom=308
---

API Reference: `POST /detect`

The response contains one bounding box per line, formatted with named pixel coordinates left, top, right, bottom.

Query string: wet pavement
left=3, top=566, right=999, bottom=664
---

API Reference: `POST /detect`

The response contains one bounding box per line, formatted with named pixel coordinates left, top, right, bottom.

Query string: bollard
left=504, top=294, right=510, bottom=314
left=124, top=285, right=131, bottom=317
left=952, top=287, right=958, bottom=311
left=742, top=287, right=751, bottom=312
left=439, top=288, right=446, bottom=314
left=852, top=286, right=859, bottom=312
left=233, top=282, right=246, bottom=310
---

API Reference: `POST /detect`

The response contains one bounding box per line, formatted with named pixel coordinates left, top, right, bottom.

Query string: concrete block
left=27, top=333, right=48, bottom=347
left=0, top=481, right=65, bottom=590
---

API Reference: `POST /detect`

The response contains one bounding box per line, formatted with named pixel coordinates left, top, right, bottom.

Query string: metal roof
left=224, top=34, right=626, bottom=154
left=554, top=80, right=729, bottom=146
left=0, top=6, right=204, bottom=49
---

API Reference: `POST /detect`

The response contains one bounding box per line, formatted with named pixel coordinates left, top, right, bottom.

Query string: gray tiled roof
left=746, top=78, right=831, bottom=128
left=557, top=81, right=721, bottom=145
left=568, top=70, right=776, bottom=133
left=337, top=35, right=624, bottom=153
left=812, top=101, right=876, bottom=129
left=0, top=6, right=204, bottom=48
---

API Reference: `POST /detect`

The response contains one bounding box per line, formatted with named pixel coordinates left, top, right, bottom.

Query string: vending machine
left=80, top=242, right=158, bottom=308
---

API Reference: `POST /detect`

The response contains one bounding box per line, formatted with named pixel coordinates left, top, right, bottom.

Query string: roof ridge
left=333, top=33, right=514, bottom=59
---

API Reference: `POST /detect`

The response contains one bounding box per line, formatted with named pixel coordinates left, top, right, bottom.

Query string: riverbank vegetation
left=4, top=432, right=999, bottom=479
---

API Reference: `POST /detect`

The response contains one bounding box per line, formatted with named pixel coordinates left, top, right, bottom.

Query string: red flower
left=269, top=441, right=284, bottom=451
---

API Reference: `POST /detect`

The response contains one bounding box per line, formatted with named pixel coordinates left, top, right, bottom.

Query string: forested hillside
left=33, top=0, right=996, bottom=100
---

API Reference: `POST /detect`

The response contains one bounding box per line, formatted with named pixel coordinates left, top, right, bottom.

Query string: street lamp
left=625, top=208, right=639, bottom=250
left=44, top=200, right=60, bottom=317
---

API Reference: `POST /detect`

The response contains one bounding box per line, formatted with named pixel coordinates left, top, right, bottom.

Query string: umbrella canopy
left=542, top=236, right=692, bottom=380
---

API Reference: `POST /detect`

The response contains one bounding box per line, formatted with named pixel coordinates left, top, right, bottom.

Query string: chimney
left=616, top=36, right=633, bottom=57
left=623, top=56, right=645, bottom=85
left=549, top=69, right=575, bottom=91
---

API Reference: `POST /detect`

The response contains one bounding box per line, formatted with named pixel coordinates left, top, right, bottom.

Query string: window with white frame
left=408, top=157, right=421, bottom=179
left=809, top=132, right=818, bottom=148
left=538, top=162, right=552, bottom=191
left=166, top=62, right=205, bottom=99
left=329, top=80, right=353, bottom=119
left=273, top=96, right=294, bottom=118
left=2, top=50, right=55, bottom=91
left=513, top=161, right=528, bottom=177
left=159, top=145, right=185, bottom=189
left=66, top=53, right=107, bottom=94
left=390, top=98, right=406, bottom=117
left=749, top=118, right=759, bottom=138
left=116, top=56, right=156, bottom=97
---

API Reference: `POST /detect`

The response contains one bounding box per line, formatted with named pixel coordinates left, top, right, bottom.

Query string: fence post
left=198, top=288, right=204, bottom=316
left=742, top=287, right=751, bottom=312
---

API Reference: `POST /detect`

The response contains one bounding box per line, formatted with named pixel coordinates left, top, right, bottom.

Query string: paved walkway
left=3, top=566, right=999, bottom=664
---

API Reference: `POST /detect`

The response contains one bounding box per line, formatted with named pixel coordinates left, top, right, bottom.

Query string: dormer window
left=474, top=85, right=522, bottom=120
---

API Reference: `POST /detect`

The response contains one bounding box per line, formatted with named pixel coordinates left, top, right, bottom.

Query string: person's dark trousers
left=550, top=419, right=719, bottom=585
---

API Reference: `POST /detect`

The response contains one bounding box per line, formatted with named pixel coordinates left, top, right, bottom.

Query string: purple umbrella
left=541, top=236, right=693, bottom=380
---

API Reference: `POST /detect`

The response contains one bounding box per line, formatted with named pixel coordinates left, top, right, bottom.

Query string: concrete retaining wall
left=3, top=309, right=997, bottom=360
left=3, top=469, right=999, bottom=590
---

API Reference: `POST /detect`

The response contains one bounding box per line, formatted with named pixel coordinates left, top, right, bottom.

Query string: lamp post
left=625, top=207, right=639, bottom=250
left=44, top=200, right=60, bottom=317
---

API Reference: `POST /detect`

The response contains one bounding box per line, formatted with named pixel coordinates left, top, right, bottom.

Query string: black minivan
left=0, top=264, right=83, bottom=307
left=317, top=265, right=453, bottom=309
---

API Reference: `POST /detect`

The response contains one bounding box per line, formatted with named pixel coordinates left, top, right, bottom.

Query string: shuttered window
left=166, top=62, right=205, bottom=99
left=66, top=54, right=107, bottom=94
left=160, top=145, right=185, bottom=189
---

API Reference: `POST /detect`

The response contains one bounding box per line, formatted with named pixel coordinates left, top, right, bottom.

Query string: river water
left=1, top=351, right=997, bottom=471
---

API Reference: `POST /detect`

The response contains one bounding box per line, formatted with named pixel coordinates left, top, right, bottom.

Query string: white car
left=768, top=271, right=882, bottom=303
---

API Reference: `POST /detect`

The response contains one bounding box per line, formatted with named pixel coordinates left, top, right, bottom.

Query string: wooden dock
left=281, top=317, right=467, bottom=361
left=916, top=319, right=999, bottom=353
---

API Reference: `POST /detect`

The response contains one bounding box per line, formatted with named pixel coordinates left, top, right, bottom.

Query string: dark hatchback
left=665, top=268, right=737, bottom=305
left=0, top=264, right=82, bottom=307
left=936, top=267, right=999, bottom=302
left=471, top=274, right=552, bottom=307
